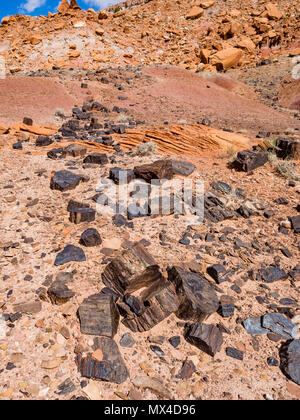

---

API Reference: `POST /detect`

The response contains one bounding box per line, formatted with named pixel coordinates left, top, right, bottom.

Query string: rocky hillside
left=0, top=0, right=299, bottom=73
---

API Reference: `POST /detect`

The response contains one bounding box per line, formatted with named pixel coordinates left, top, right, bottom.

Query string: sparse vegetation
left=136, top=141, right=158, bottom=156
left=219, top=146, right=237, bottom=161
left=268, top=152, right=300, bottom=181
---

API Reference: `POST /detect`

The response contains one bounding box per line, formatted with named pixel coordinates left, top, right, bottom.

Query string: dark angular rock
left=13, top=142, right=23, bottom=150
left=169, top=336, right=181, bottom=348
left=77, top=337, right=129, bottom=384
left=226, top=347, right=244, bottom=361
left=212, top=181, right=231, bottom=195
left=218, top=303, right=235, bottom=318
left=280, top=339, right=300, bottom=385
left=120, top=333, right=135, bottom=348
left=176, top=360, right=196, bottom=379
left=150, top=345, right=164, bottom=356
left=113, top=214, right=127, bottom=227
left=23, top=117, right=33, bottom=126
left=64, top=144, right=87, bottom=158
left=69, top=206, right=96, bottom=224
left=276, top=138, right=300, bottom=160
left=83, top=153, right=109, bottom=165
left=262, top=313, right=298, bottom=339
left=260, top=266, right=288, bottom=283
left=50, top=170, right=81, bottom=192
left=134, top=160, right=174, bottom=183
left=47, top=148, right=66, bottom=160
left=102, top=242, right=162, bottom=295
left=78, top=293, right=119, bottom=338
left=122, top=281, right=180, bottom=332
left=289, top=215, right=300, bottom=233
left=47, top=280, right=75, bottom=305
left=36, top=136, right=53, bottom=147
left=57, top=378, right=76, bottom=395
left=267, top=357, right=279, bottom=367
left=109, top=167, right=135, bottom=184
left=231, top=150, right=268, bottom=172
left=54, top=245, right=86, bottom=266
left=80, top=228, right=102, bottom=247
left=207, top=264, right=229, bottom=284
left=243, top=316, right=268, bottom=335
left=185, top=323, right=223, bottom=356
left=124, top=294, right=144, bottom=316
left=167, top=266, right=219, bottom=322
left=171, top=160, right=195, bottom=176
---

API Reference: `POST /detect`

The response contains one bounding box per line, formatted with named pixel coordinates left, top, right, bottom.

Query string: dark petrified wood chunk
left=78, top=294, right=119, bottom=338
left=185, top=323, right=223, bottom=356
left=259, top=266, right=288, bottom=283
left=276, top=137, right=300, bottom=160
left=134, top=159, right=174, bottom=183
left=83, top=153, right=109, bottom=165
left=109, top=167, right=135, bottom=184
left=50, top=170, right=81, bottom=191
left=262, top=313, right=298, bottom=339
left=36, top=136, right=53, bottom=147
left=226, top=347, right=244, bottom=361
left=64, top=144, right=87, bottom=158
left=54, top=245, right=86, bottom=266
left=77, top=337, right=129, bottom=384
left=207, top=264, right=229, bottom=284
left=47, top=280, right=75, bottom=305
left=280, top=339, right=300, bottom=385
left=167, top=266, right=219, bottom=322
left=80, top=228, right=102, bottom=247
left=122, top=281, right=180, bottom=332
left=102, top=242, right=163, bottom=295
left=232, top=150, right=268, bottom=172
left=289, top=215, right=300, bottom=233
left=47, top=148, right=67, bottom=160
left=69, top=206, right=96, bottom=224
left=171, top=160, right=195, bottom=176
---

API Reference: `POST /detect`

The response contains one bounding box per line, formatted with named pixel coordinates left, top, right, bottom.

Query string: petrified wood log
left=102, top=242, right=163, bottom=295
left=122, top=281, right=180, bottom=332
left=167, top=266, right=219, bottom=322
left=47, top=280, right=75, bottom=305
left=280, top=339, right=300, bottom=386
left=134, top=159, right=174, bottom=183
left=232, top=150, right=268, bottom=172
left=77, top=337, right=129, bottom=384
left=185, top=323, right=223, bottom=356
left=78, top=294, right=119, bottom=338
left=276, top=138, right=300, bottom=160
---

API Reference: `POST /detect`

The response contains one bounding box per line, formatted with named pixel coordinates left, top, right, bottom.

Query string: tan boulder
left=265, top=2, right=281, bottom=20
left=211, top=47, right=243, bottom=70
left=98, top=11, right=109, bottom=20
left=70, top=0, right=81, bottom=9
left=0, top=123, right=9, bottom=135
left=199, top=48, right=211, bottom=64
left=200, top=0, right=215, bottom=8
left=289, top=48, right=300, bottom=57
left=237, top=37, right=256, bottom=52
left=30, top=36, right=42, bottom=45
left=1, top=16, right=10, bottom=25
left=95, top=28, right=104, bottom=36
left=186, top=7, right=204, bottom=20
left=58, top=0, right=70, bottom=14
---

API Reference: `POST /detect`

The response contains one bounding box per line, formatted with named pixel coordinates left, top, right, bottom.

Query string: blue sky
left=0, top=0, right=120, bottom=20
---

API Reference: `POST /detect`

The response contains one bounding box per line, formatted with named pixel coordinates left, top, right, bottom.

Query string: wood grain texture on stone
left=102, top=242, right=163, bottom=295
left=185, top=323, right=223, bottom=356
left=167, top=266, right=219, bottom=322
left=77, top=337, right=129, bottom=384
left=122, top=281, right=180, bottom=332
left=78, top=294, right=119, bottom=338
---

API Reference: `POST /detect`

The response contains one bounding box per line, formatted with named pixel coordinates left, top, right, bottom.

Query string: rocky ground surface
left=0, top=0, right=299, bottom=403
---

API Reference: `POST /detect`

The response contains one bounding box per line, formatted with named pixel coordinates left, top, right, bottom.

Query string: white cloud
left=19, top=0, right=47, bottom=13
left=83, top=0, right=121, bottom=10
